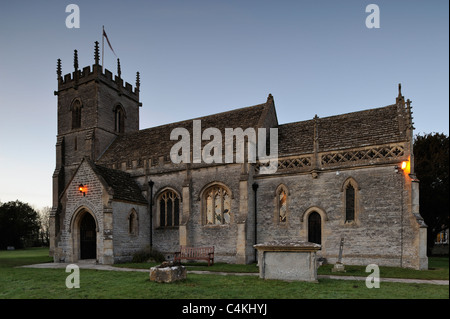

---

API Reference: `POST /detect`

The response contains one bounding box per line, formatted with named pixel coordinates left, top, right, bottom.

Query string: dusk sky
left=0, top=0, right=448, bottom=210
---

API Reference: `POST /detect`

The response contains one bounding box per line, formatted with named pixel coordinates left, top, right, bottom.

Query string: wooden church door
left=308, top=211, right=321, bottom=245
left=80, top=213, right=96, bottom=259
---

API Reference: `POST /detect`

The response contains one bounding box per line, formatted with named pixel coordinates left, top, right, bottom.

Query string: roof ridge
left=278, top=104, right=397, bottom=127
left=137, top=101, right=268, bottom=133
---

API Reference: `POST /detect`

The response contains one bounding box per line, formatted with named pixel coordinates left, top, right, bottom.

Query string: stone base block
left=254, top=240, right=321, bottom=282
left=332, top=262, right=346, bottom=272
left=149, top=262, right=187, bottom=283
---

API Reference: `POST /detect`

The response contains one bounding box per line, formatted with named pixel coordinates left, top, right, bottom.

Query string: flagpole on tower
left=102, top=25, right=104, bottom=72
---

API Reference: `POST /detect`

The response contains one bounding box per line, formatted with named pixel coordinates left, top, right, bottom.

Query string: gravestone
left=332, top=238, right=346, bottom=272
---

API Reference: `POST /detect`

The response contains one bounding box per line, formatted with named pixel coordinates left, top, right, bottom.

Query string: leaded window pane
left=158, top=190, right=180, bottom=227
left=174, top=198, right=179, bottom=226
left=279, top=190, right=287, bottom=223
left=346, top=184, right=355, bottom=221
left=206, top=192, right=213, bottom=224
left=160, top=198, right=166, bottom=226
left=204, top=186, right=231, bottom=225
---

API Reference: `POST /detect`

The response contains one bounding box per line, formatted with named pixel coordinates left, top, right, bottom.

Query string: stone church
left=49, top=43, right=428, bottom=270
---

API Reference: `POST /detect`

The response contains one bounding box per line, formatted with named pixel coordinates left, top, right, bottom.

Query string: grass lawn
left=0, top=248, right=448, bottom=299
left=318, top=258, right=449, bottom=280
left=117, top=258, right=449, bottom=280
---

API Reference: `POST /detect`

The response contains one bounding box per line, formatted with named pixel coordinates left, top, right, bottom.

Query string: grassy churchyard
left=0, top=247, right=448, bottom=299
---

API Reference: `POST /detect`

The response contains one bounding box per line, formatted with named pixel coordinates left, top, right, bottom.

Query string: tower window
left=114, top=105, right=125, bottom=133
left=72, top=99, right=82, bottom=129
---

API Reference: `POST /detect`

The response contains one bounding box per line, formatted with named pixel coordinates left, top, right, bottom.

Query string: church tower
left=50, top=42, right=141, bottom=253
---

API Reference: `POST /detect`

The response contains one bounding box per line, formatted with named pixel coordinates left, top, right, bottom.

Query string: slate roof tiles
left=98, top=98, right=407, bottom=164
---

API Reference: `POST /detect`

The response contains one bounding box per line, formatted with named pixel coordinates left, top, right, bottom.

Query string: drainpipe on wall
left=252, top=182, right=259, bottom=263
left=148, top=180, right=154, bottom=249
left=399, top=173, right=404, bottom=268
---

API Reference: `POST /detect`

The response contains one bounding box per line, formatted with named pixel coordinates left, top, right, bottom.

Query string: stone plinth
left=149, top=262, right=187, bottom=283
left=254, top=240, right=321, bottom=282
left=332, top=262, right=346, bottom=272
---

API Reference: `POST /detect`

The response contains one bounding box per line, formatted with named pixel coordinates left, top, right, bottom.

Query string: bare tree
left=38, top=206, right=52, bottom=246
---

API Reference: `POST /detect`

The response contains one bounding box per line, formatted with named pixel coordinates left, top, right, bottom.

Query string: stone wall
left=142, top=162, right=250, bottom=263
left=112, top=201, right=149, bottom=263
left=255, top=165, right=422, bottom=268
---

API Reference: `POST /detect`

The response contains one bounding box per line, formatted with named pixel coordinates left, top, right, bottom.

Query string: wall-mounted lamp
left=79, top=184, right=87, bottom=196
left=395, top=161, right=409, bottom=173
left=400, top=161, right=407, bottom=170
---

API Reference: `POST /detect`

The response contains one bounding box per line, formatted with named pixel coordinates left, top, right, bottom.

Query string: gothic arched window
left=345, top=184, right=355, bottom=222
left=203, top=184, right=231, bottom=225
left=275, top=185, right=289, bottom=223
left=72, top=99, right=82, bottom=129
left=342, top=178, right=359, bottom=223
left=114, top=105, right=125, bottom=133
left=128, top=209, right=138, bottom=236
left=158, top=189, right=180, bottom=227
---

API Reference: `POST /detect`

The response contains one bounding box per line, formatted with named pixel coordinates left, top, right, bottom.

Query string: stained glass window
left=279, top=190, right=287, bottom=223
left=204, top=185, right=231, bottom=225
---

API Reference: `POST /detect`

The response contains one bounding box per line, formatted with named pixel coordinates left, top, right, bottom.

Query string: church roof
left=98, top=97, right=407, bottom=165
left=278, top=104, right=407, bottom=157
left=98, top=99, right=272, bottom=164
left=91, top=162, right=147, bottom=204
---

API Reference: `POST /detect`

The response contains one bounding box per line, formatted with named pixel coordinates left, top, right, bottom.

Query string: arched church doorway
left=80, top=212, right=96, bottom=259
left=308, top=211, right=321, bottom=245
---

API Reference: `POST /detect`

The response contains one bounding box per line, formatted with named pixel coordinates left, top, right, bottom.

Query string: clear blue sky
left=0, top=0, right=448, bottom=210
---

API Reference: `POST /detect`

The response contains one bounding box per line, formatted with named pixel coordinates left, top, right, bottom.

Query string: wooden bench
left=174, top=246, right=215, bottom=266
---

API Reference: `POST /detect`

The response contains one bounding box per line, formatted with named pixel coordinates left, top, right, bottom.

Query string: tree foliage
left=414, top=133, right=449, bottom=255
left=0, top=200, right=41, bottom=249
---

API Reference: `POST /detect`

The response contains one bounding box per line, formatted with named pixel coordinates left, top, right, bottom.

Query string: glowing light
left=401, top=161, right=407, bottom=170
left=78, top=184, right=86, bottom=196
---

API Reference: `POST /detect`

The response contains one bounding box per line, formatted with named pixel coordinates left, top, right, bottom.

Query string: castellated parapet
left=54, top=41, right=141, bottom=105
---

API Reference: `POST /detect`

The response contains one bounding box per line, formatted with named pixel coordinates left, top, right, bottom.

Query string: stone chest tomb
left=254, top=240, right=321, bottom=282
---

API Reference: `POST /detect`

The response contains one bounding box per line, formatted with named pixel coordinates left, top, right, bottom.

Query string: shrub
left=132, top=247, right=165, bottom=263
